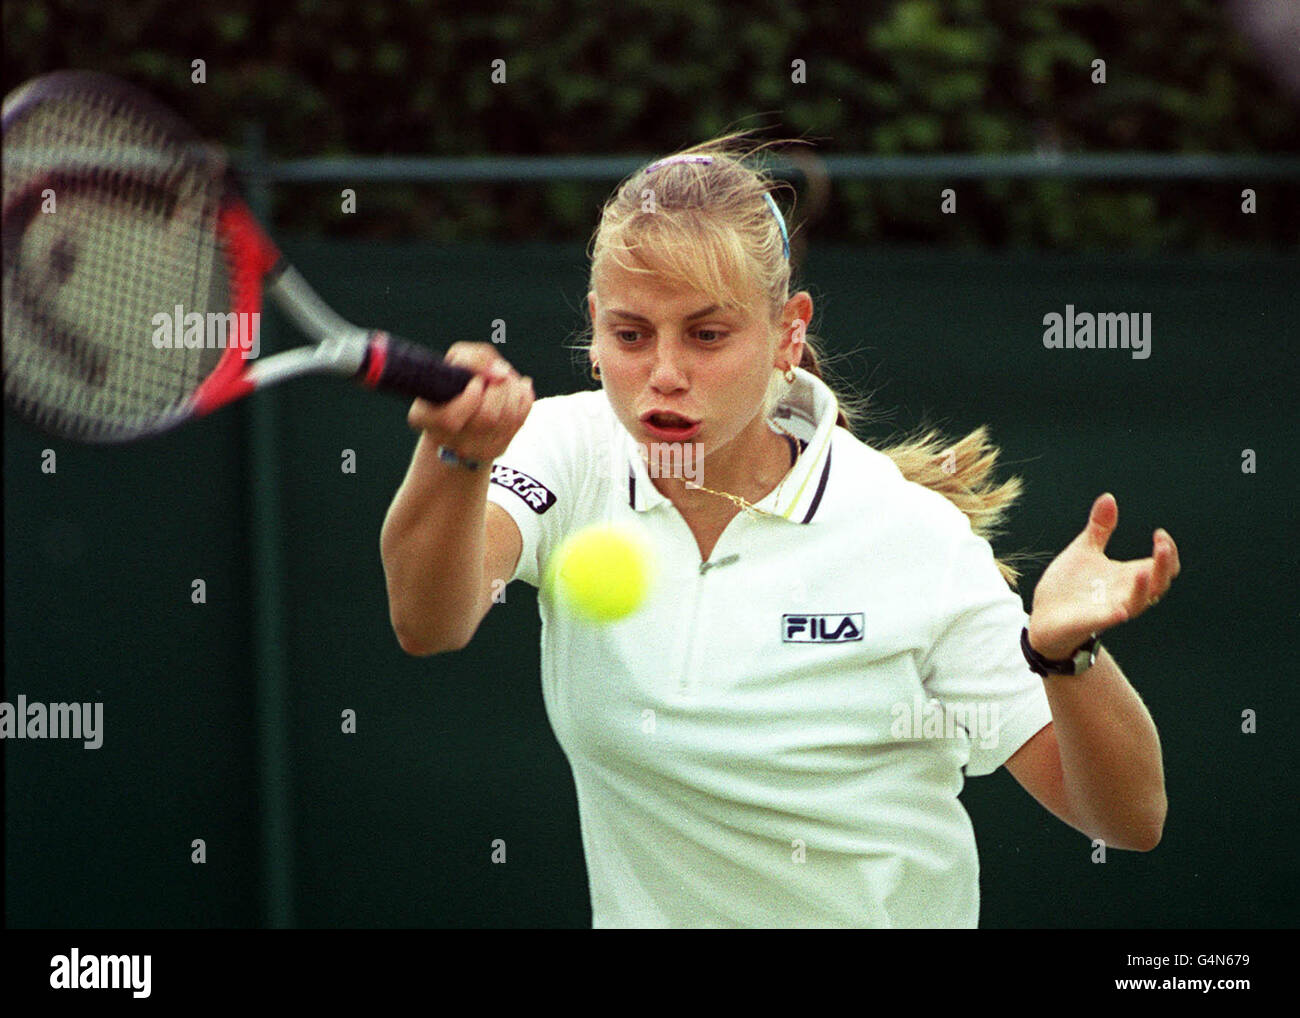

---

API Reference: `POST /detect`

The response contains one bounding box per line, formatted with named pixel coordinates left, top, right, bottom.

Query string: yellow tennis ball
left=549, top=523, right=654, bottom=622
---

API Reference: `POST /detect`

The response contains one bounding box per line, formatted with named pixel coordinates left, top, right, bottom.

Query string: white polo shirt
left=485, top=368, right=1053, bottom=928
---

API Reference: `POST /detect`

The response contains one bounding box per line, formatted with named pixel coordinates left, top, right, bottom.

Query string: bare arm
left=380, top=343, right=532, bottom=655
left=1006, top=648, right=1166, bottom=851
left=1006, top=492, right=1180, bottom=850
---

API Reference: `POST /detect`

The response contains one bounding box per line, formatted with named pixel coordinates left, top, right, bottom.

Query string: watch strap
left=1020, top=626, right=1100, bottom=677
left=436, top=445, right=483, bottom=471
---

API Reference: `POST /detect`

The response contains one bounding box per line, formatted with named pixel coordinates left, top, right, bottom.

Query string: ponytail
left=796, top=338, right=1031, bottom=589
left=874, top=426, right=1029, bottom=589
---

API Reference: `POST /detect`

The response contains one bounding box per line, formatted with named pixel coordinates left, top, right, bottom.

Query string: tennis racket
left=2, top=70, right=474, bottom=443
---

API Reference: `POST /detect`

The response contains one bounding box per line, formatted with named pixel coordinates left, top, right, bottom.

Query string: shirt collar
left=620, top=366, right=839, bottom=524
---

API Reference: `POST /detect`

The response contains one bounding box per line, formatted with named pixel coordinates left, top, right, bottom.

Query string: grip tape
left=360, top=333, right=474, bottom=405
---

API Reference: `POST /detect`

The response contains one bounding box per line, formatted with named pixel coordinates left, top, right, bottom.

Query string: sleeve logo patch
left=490, top=464, right=556, bottom=514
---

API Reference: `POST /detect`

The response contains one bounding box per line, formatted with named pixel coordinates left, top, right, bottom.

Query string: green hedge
left=4, top=0, right=1297, bottom=247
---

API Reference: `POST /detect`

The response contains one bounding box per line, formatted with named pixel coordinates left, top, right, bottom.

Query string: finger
left=483, top=359, right=514, bottom=383
left=491, top=379, right=531, bottom=449
left=1149, top=530, right=1183, bottom=599
left=1129, top=568, right=1155, bottom=616
left=467, top=373, right=513, bottom=433
left=444, top=342, right=514, bottom=380
left=406, top=397, right=433, bottom=432
left=1148, top=537, right=1175, bottom=598
left=509, top=376, right=535, bottom=427
left=476, top=377, right=533, bottom=460
left=439, top=373, right=490, bottom=434
left=1083, top=492, right=1119, bottom=551
left=1156, top=528, right=1181, bottom=579
left=406, top=392, right=467, bottom=433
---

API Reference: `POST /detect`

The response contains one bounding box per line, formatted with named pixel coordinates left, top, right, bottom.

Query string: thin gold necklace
left=683, top=419, right=802, bottom=519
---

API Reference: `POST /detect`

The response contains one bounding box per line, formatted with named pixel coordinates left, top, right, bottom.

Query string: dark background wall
left=6, top=243, right=1295, bottom=927
left=4, top=0, right=1299, bottom=249
left=4, top=0, right=1298, bottom=930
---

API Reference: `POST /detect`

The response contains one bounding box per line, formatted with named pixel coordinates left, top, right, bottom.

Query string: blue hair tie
left=763, top=192, right=790, bottom=260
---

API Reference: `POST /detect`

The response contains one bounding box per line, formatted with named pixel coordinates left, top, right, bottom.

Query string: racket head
left=3, top=71, right=274, bottom=443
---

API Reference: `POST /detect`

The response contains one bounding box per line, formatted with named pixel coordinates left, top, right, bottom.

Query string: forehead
left=592, top=257, right=759, bottom=319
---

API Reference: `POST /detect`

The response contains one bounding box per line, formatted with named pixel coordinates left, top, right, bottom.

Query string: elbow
left=1133, top=798, right=1167, bottom=852
left=1078, top=791, right=1166, bottom=852
left=1136, top=784, right=1168, bottom=851
left=391, top=616, right=473, bottom=657
left=1135, top=830, right=1162, bottom=853
left=1127, top=826, right=1163, bottom=853
left=395, top=631, right=440, bottom=657
left=1114, top=795, right=1167, bottom=853
left=382, top=571, right=476, bottom=657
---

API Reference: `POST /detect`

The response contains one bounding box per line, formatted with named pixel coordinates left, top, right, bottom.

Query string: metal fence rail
left=243, top=152, right=1300, bottom=184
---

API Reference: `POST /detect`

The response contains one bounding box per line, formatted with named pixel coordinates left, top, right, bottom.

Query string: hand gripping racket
left=2, top=70, right=474, bottom=443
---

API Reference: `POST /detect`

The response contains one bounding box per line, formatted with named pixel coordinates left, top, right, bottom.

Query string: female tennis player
left=380, top=136, right=1178, bottom=928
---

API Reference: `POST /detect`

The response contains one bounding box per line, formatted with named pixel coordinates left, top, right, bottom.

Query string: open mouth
left=641, top=410, right=701, bottom=439
left=645, top=411, right=696, bottom=427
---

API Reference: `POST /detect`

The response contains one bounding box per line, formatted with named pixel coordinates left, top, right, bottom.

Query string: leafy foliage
left=4, top=0, right=1296, bottom=247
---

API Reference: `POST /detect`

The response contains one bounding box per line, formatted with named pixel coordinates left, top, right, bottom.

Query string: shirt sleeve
left=920, top=511, right=1053, bottom=777
left=484, top=394, right=583, bottom=588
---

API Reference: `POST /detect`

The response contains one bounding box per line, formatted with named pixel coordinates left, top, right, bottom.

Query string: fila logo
left=782, top=613, right=864, bottom=643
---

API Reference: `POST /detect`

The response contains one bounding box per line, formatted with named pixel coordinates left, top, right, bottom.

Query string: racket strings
left=4, top=90, right=230, bottom=441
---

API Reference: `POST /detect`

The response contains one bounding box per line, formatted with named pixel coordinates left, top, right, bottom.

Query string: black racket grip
left=363, top=333, right=475, bottom=405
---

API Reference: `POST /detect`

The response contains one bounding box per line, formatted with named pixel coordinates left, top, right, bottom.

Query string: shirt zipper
left=676, top=553, right=740, bottom=696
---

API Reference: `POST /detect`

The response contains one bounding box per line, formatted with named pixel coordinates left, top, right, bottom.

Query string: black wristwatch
left=1020, top=626, right=1101, bottom=677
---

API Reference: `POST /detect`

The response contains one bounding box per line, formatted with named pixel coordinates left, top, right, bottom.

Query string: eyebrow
left=604, top=305, right=724, bottom=324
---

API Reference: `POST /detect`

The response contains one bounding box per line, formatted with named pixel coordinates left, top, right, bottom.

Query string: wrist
left=1021, top=624, right=1101, bottom=677
left=435, top=444, right=485, bottom=472
left=1027, top=630, right=1075, bottom=662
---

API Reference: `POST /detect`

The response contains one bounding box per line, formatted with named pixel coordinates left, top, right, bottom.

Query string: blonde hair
left=587, top=133, right=1032, bottom=589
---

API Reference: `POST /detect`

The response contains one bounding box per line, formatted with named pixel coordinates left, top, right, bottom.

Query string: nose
left=648, top=339, right=688, bottom=393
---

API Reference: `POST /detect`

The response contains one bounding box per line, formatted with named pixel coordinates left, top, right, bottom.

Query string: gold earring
left=591, top=361, right=601, bottom=381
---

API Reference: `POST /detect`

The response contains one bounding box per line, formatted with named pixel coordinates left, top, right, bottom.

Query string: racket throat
left=245, top=337, right=370, bottom=389
left=193, top=336, right=373, bottom=416
left=267, top=266, right=372, bottom=347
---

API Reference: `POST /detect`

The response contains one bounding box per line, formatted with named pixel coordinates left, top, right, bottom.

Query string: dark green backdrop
left=5, top=243, right=1296, bottom=927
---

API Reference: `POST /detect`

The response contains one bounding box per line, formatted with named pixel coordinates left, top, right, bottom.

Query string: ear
left=776, top=291, right=814, bottom=369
